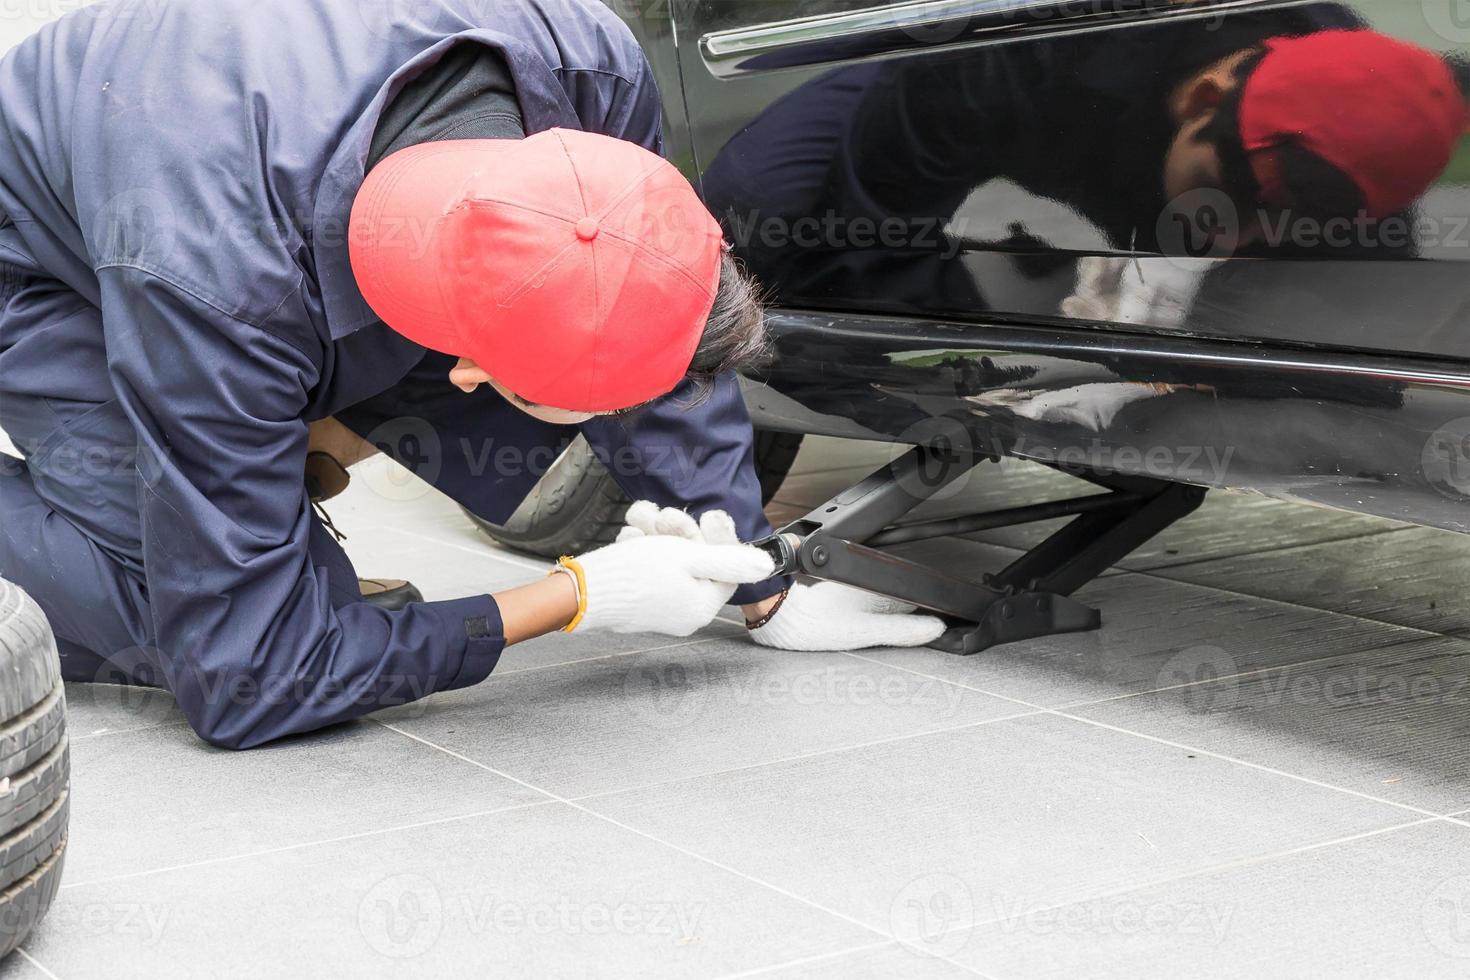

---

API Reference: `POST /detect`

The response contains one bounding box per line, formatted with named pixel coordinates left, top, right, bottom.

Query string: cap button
left=575, top=217, right=600, bottom=241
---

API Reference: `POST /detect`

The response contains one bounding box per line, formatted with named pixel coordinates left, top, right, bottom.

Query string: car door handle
left=699, top=0, right=1285, bottom=78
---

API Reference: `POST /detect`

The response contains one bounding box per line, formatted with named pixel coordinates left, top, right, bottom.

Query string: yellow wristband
left=549, top=556, right=589, bottom=633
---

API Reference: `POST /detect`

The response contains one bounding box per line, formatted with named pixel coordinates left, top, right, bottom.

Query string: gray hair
left=685, top=251, right=770, bottom=393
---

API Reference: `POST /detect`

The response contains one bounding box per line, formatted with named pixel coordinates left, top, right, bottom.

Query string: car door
left=665, top=0, right=1470, bottom=360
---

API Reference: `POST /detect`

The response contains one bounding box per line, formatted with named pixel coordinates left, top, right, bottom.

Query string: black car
left=471, top=0, right=1470, bottom=650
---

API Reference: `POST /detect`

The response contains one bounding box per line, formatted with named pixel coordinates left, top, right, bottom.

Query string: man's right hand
left=572, top=513, right=774, bottom=636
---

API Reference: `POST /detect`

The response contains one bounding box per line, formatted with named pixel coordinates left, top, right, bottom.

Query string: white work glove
left=574, top=515, right=774, bottom=636
left=621, top=501, right=947, bottom=652
left=750, top=581, right=947, bottom=652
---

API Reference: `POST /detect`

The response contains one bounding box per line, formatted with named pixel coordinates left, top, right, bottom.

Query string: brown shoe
left=359, top=578, right=424, bottom=611
left=305, top=451, right=352, bottom=503
left=305, top=451, right=354, bottom=541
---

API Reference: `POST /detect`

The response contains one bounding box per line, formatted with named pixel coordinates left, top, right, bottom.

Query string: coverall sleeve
left=580, top=374, right=792, bottom=605
left=99, top=268, right=504, bottom=749
left=606, top=55, right=666, bottom=156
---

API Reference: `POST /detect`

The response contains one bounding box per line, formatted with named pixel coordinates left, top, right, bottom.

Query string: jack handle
left=750, top=532, right=804, bottom=577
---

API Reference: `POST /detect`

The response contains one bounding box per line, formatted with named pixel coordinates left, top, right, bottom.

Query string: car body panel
left=745, top=308, right=1470, bottom=532
left=608, top=0, right=1470, bottom=527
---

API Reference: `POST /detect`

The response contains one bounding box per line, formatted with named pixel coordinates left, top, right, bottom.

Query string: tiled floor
left=10, top=436, right=1470, bottom=979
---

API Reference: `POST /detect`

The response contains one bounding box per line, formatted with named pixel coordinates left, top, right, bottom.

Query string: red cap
left=1239, top=31, right=1467, bottom=219
left=349, top=129, right=724, bottom=412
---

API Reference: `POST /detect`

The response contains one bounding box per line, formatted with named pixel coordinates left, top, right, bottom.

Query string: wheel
left=0, top=579, right=69, bottom=961
left=465, top=429, right=805, bottom=558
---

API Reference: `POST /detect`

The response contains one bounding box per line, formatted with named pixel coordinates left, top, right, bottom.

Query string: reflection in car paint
left=691, top=2, right=1470, bottom=357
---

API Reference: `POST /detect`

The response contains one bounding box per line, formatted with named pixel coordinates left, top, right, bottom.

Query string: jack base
left=931, top=592, right=1101, bottom=655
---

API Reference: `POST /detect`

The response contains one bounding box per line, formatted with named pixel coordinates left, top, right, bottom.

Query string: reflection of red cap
left=349, top=129, right=724, bottom=412
left=1239, top=30, right=1468, bottom=219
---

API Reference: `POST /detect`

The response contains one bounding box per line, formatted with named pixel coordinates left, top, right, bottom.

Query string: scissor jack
left=752, top=445, right=1207, bottom=654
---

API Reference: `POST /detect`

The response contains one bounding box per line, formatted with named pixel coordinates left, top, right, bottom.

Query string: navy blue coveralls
left=0, top=0, right=785, bottom=748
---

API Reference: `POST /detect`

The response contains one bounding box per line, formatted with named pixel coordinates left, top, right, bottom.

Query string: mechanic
left=0, top=0, right=942, bottom=750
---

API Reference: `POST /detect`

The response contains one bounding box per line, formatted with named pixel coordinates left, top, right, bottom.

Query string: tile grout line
left=1045, top=631, right=1452, bottom=712
left=58, top=797, right=563, bottom=892
left=1098, top=564, right=1460, bottom=642
left=919, top=814, right=1450, bottom=952
left=830, top=651, right=1065, bottom=712
left=488, top=630, right=744, bottom=678
left=374, top=721, right=901, bottom=948
left=715, top=937, right=1001, bottom=980
left=14, top=948, right=62, bottom=980
left=67, top=719, right=191, bottom=743
left=1116, top=524, right=1410, bottom=576
left=374, top=523, right=550, bottom=574
left=710, top=939, right=900, bottom=980
left=1054, top=708, right=1470, bottom=826
left=566, top=707, right=1050, bottom=806
left=838, top=651, right=1470, bottom=826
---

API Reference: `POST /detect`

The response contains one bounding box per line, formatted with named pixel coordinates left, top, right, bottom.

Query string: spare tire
left=466, top=429, right=804, bottom=559
left=0, top=580, right=69, bottom=960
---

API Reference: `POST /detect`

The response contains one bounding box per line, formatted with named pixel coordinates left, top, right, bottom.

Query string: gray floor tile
left=752, top=942, right=979, bottom=979
left=64, top=682, right=186, bottom=740
left=328, top=457, right=479, bottom=537
left=1069, top=635, right=1470, bottom=813
left=26, top=803, right=874, bottom=979
left=0, top=953, right=51, bottom=980
left=951, top=819, right=1470, bottom=979
left=859, top=572, right=1416, bottom=708
left=344, top=524, right=535, bottom=598
left=328, top=456, right=553, bottom=583
left=368, top=507, right=530, bottom=562
left=61, top=720, right=544, bottom=887
left=786, top=436, right=896, bottom=477
left=382, top=637, right=1028, bottom=799
left=770, top=465, right=900, bottom=513
left=963, top=488, right=1402, bottom=574
left=1148, top=526, right=1470, bottom=637
left=585, top=713, right=1413, bottom=940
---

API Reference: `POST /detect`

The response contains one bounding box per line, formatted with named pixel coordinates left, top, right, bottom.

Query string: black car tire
left=465, top=429, right=804, bottom=558
left=0, top=579, right=69, bottom=961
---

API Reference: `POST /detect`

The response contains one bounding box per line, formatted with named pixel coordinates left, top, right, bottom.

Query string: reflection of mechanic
left=0, top=0, right=941, bottom=750
left=704, top=9, right=1467, bottom=311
